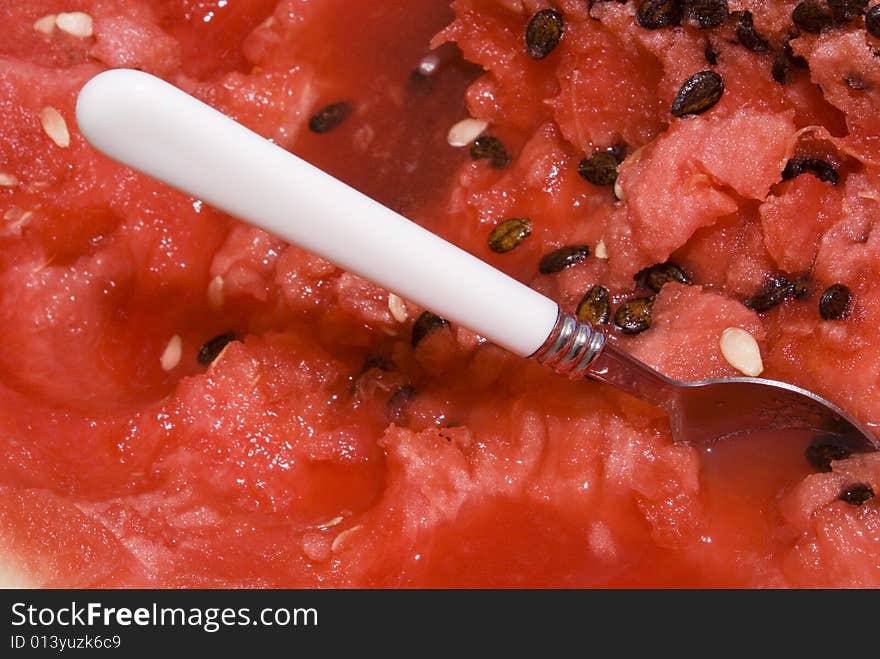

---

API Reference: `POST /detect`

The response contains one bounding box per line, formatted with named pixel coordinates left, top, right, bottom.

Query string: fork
left=76, top=70, right=879, bottom=455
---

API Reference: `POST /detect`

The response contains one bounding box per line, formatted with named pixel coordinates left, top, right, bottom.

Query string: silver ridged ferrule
left=531, top=311, right=606, bottom=378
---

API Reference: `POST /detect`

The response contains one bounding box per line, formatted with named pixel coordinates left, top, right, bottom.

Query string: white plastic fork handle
left=76, top=69, right=559, bottom=357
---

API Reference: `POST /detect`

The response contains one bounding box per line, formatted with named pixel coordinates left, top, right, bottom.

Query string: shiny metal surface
left=533, top=311, right=879, bottom=453
left=531, top=312, right=606, bottom=378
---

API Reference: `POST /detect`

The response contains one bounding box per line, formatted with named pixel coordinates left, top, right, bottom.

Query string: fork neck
left=586, top=341, right=678, bottom=408
left=531, top=311, right=678, bottom=409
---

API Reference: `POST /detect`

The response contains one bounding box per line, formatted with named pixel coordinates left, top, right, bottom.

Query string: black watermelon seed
left=735, top=11, right=770, bottom=52
left=772, top=37, right=808, bottom=83
left=704, top=39, right=719, bottom=65
left=744, top=275, right=796, bottom=312
left=819, top=283, right=852, bottom=320
left=844, top=74, right=867, bottom=90
left=197, top=332, right=238, bottom=366
left=308, top=101, right=352, bottom=133
left=670, top=70, right=724, bottom=117
left=839, top=483, right=875, bottom=506
left=867, top=5, right=880, bottom=38
left=362, top=356, right=394, bottom=372
left=683, top=0, right=728, bottom=29
left=578, top=151, right=620, bottom=186
left=614, top=297, right=654, bottom=334
left=411, top=311, right=449, bottom=348
left=805, top=436, right=851, bottom=472
left=576, top=285, right=611, bottom=325
left=607, top=143, right=628, bottom=163
left=636, top=0, right=682, bottom=29
left=488, top=217, right=532, bottom=253
left=471, top=136, right=511, bottom=169
left=828, top=0, right=868, bottom=24
left=781, top=157, right=839, bottom=185
left=526, top=9, right=564, bottom=59
left=791, top=275, right=811, bottom=300
left=634, top=261, right=693, bottom=293
left=538, top=245, right=591, bottom=274
left=772, top=48, right=792, bottom=84
left=792, top=1, right=833, bottom=33
left=386, top=385, right=417, bottom=423
left=407, top=68, right=436, bottom=94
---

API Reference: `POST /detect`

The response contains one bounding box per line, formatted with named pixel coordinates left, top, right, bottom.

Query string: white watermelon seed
left=55, top=12, right=94, bottom=38
left=447, top=118, right=489, bottom=147
left=160, top=335, right=183, bottom=371
left=720, top=327, right=764, bottom=377
left=40, top=107, right=70, bottom=148
left=388, top=293, right=408, bottom=323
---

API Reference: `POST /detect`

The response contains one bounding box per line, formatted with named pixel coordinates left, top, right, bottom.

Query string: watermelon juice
left=0, top=0, right=878, bottom=587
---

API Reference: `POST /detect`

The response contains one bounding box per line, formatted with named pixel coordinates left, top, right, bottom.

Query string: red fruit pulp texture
left=0, top=0, right=878, bottom=587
